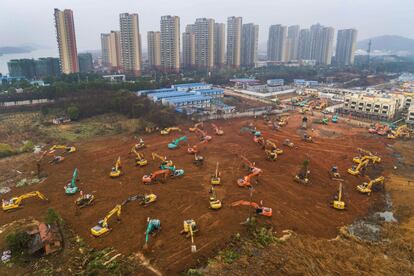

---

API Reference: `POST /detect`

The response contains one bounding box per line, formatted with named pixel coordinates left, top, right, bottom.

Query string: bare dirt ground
left=0, top=114, right=395, bottom=274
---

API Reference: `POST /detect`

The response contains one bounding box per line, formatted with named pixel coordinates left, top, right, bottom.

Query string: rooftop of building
left=172, top=83, right=210, bottom=88
left=165, top=95, right=212, bottom=103
left=149, top=91, right=193, bottom=98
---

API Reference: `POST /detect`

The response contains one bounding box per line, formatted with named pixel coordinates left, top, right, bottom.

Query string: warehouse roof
left=165, top=95, right=212, bottom=103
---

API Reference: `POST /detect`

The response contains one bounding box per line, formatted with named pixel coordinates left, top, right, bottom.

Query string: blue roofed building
left=194, top=88, right=224, bottom=98
left=172, top=83, right=212, bottom=92
left=163, top=95, right=212, bottom=109
left=136, top=88, right=176, bottom=97
left=148, top=91, right=195, bottom=102
left=267, top=79, right=284, bottom=86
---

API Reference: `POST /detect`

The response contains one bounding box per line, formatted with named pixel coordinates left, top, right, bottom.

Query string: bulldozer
left=195, top=128, right=212, bottom=141
left=131, top=147, right=148, bottom=166
left=209, top=187, right=222, bottom=210
left=144, top=218, right=161, bottom=249
left=237, top=167, right=262, bottom=188
left=91, top=204, right=122, bottom=237
left=168, top=136, right=187, bottom=149
left=142, top=169, right=170, bottom=184
left=189, top=122, right=203, bottom=132
left=188, top=139, right=208, bottom=154
left=109, top=157, right=122, bottom=178
left=75, top=192, right=95, bottom=208
left=211, top=162, right=221, bottom=185
left=211, top=123, right=224, bottom=135
left=65, top=168, right=79, bottom=195
left=160, top=127, right=181, bottom=135
left=283, top=139, right=294, bottom=148
left=348, top=159, right=369, bottom=176
left=2, top=191, right=48, bottom=211
left=231, top=200, right=272, bottom=217
left=357, top=176, right=385, bottom=195
left=181, top=219, right=198, bottom=253
left=332, top=183, right=345, bottom=210
left=294, top=160, right=310, bottom=184
left=49, top=145, right=76, bottom=154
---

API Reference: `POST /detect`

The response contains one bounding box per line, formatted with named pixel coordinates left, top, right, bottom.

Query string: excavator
left=301, top=116, right=308, bottom=129
left=209, top=187, right=222, bottom=210
left=195, top=128, right=212, bottom=141
left=168, top=136, right=187, bottom=149
left=211, top=162, right=221, bottom=185
left=332, top=114, right=339, bottom=123
left=211, top=123, right=224, bottom=135
left=144, top=218, right=161, bottom=248
left=152, top=152, right=174, bottom=168
left=253, top=135, right=265, bottom=147
left=91, top=204, right=122, bottom=237
left=193, top=153, right=204, bottom=167
left=142, top=169, right=170, bottom=184
left=332, top=183, right=345, bottom=210
left=188, top=139, right=208, bottom=154
left=122, top=194, right=157, bottom=206
left=348, top=159, right=369, bottom=176
left=50, top=155, right=65, bottom=164
left=65, top=168, right=79, bottom=195
left=2, top=191, right=48, bottom=211
left=353, top=154, right=381, bottom=165
left=278, top=116, right=288, bottom=126
left=49, top=145, right=76, bottom=153
left=75, top=191, right=95, bottom=208
left=181, top=219, right=198, bottom=253
left=357, top=176, right=385, bottom=195
left=134, top=137, right=145, bottom=150
left=109, top=157, right=122, bottom=178
left=294, top=160, right=310, bottom=184
left=329, top=166, right=342, bottom=180
left=240, top=155, right=256, bottom=172
left=189, top=122, right=203, bottom=132
left=240, top=127, right=261, bottom=137
left=387, top=125, right=411, bottom=139
left=265, top=149, right=277, bottom=161
left=266, top=140, right=283, bottom=155
left=231, top=200, right=272, bottom=217
left=131, top=147, right=148, bottom=166
left=237, top=167, right=262, bottom=187
left=160, top=127, right=181, bottom=135
left=303, top=133, right=313, bottom=143
left=283, top=139, right=294, bottom=148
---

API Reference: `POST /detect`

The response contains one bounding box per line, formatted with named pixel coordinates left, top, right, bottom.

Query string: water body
left=0, top=48, right=58, bottom=75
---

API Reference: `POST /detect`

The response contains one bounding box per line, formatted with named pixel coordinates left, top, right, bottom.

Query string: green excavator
left=65, top=168, right=79, bottom=195
left=168, top=136, right=187, bottom=149
left=143, top=218, right=161, bottom=249
left=160, top=164, right=185, bottom=176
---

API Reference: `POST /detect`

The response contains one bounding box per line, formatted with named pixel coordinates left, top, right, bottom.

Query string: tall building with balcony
left=298, top=28, right=311, bottom=60
left=182, top=31, right=195, bottom=68
left=214, top=23, right=226, bottom=67
left=160, top=15, right=180, bottom=72
left=267, top=24, right=287, bottom=61
left=147, top=31, right=161, bottom=69
left=241, top=23, right=259, bottom=67
left=119, top=13, right=142, bottom=76
left=54, top=8, right=79, bottom=74
left=310, top=23, right=334, bottom=65
left=335, top=29, right=358, bottom=66
left=287, top=25, right=300, bottom=61
left=226, top=16, right=242, bottom=68
left=101, top=31, right=121, bottom=70
left=194, top=18, right=215, bottom=69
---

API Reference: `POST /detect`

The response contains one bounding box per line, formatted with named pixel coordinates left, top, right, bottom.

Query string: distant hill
left=357, top=35, right=414, bottom=55
left=0, top=46, right=35, bottom=55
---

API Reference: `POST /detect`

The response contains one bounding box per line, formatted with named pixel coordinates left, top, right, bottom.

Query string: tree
left=66, top=105, right=80, bottom=121
left=6, top=231, right=31, bottom=255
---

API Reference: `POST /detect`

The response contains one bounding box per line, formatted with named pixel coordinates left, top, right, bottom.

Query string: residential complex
left=267, top=24, right=287, bottom=62
left=54, top=8, right=79, bottom=74
left=287, top=25, right=300, bottom=61
left=147, top=31, right=161, bottom=69
left=101, top=31, right=121, bottom=70
left=182, top=31, right=196, bottom=68
left=119, top=13, right=142, bottom=76
left=241, top=23, right=259, bottom=67
left=193, top=18, right=215, bottom=69
left=160, top=15, right=181, bottom=72
left=335, top=29, right=358, bottom=65
left=226, top=16, right=242, bottom=68
left=8, top=58, right=61, bottom=79
left=310, top=23, right=335, bottom=65
left=214, top=23, right=226, bottom=67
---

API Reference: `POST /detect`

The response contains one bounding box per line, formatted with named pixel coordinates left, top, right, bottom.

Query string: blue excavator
left=65, top=168, right=79, bottom=195
left=168, top=136, right=187, bottom=149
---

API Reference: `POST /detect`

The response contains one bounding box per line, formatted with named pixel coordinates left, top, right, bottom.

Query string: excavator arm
left=3, top=191, right=48, bottom=211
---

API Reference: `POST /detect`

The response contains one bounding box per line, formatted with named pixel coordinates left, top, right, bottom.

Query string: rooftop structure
left=172, top=82, right=212, bottom=91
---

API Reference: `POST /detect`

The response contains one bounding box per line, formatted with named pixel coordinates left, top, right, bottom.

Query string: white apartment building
left=343, top=94, right=398, bottom=119
left=406, top=105, right=414, bottom=126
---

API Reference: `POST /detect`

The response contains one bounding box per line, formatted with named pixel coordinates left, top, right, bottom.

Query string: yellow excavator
left=209, top=186, right=222, bottom=210
left=211, top=162, right=221, bottom=185
left=109, top=157, right=122, bottom=178
left=265, top=149, right=277, bottom=161
left=152, top=152, right=173, bottom=167
left=353, top=155, right=381, bottom=164
left=160, top=127, right=181, bottom=135
left=91, top=204, right=122, bottom=237
left=181, top=219, right=198, bottom=253
left=387, top=125, right=411, bottom=139
left=189, top=122, right=203, bottom=132
left=357, top=176, right=385, bottom=195
left=2, top=191, right=48, bottom=211
left=348, top=159, right=369, bottom=176
left=131, top=147, right=148, bottom=166
left=266, top=140, right=283, bottom=154
left=332, top=183, right=345, bottom=210
left=49, top=145, right=76, bottom=153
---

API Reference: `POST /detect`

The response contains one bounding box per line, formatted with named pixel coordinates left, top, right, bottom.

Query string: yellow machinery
left=283, top=139, right=294, bottom=148
left=266, top=140, right=283, bottom=154
left=75, top=193, right=95, bottom=208
left=109, top=157, right=122, bottom=178
left=357, top=176, right=385, bottom=195
left=209, top=187, right=222, bottom=209
left=91, top=204, right=122, bottom=237
left=131, top=147, right=148, bottom=166
left=348, top=159, right=369, bottom=176
left=353, top=155, right=381, bottom=164
left=387, top=125, right=411, bottom=139
left=151, top=152, right=173, bottom=167
left=189, top=122, right=203, bottom=132
left=265, top=149, right=277, bottom=161
left=332, top=183, right=345, bottom=210
left=181, top=219, right=198, bottom=253
left=211, top=162, right=221, bottom=185
left=160, top=127, right=181, bottom=135
left=211, top=123, right=224, bottom=135
left=134, top=137, right=145, bottom=149
left=294, top=160, right=310, bottom=184
left=49, top=145, right=76, bottom=153
left=2, top=191, right=48, bottom=211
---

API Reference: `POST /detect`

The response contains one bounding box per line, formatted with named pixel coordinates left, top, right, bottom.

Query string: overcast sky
left=1, top=0, right=412, bottom=51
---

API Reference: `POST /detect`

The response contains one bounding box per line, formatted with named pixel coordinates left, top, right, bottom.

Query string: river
left=0, top=48, right=59, bottom=75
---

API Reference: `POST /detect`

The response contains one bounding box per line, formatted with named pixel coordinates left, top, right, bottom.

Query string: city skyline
left=1, top=0, right=412, bottom=52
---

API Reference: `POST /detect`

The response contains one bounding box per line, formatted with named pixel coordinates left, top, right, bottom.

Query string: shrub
left=20, top=140, right=34, bottom=153
left=45, top=208, right=63, bottom=225
left=220, top=249, right=240, bottom=264
left=0, top=143, right=15, bottom=158
left=66, top=105, right=80, bottom=121
left=6, top=231, right=31, bottom=254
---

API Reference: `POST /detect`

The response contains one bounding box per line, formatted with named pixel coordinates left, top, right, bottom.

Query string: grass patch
left=219, top=248, right=240, bottom=264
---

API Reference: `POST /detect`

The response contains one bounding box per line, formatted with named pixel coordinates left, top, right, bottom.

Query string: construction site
left=1, top=108, right=406, bottom=274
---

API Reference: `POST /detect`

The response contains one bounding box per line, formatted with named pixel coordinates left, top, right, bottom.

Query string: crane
left=65, top=168, right=79, bottom=195
left=131, top=147, right=148, bottom=166
left=109, top=157, right=122, bottom=178
left=2, top=191, right=48, bottom=211
left=332, top=183, right=345, bottom=210
left=237, top=167, right=262, bottom=187
left=357, top=176, right=385, bottom=195
left=142, top=169, right=170, bottom=184
left=152, top=152, right=173, bottom=168
left=160, top=127, right=181, bottom=135
left=181, top=219, right=198, bottom=253
left=144, top=217, right=161, bottom=249
left=91, top=204, right=122, bottom=237
left=231, top=200, right=272, bottom=217
left=168, top=136, right=187, bottom=149
left=211, top=162, right=221, bottom=185
left=189, top=122, right=203, bottom=132
left=195, top=128, right=212, bottom=141
left=348, top=159, right=369, bottom=176
left=187, top=139, right=208, bottom=154
left=211, top=123, right=224, bottom=135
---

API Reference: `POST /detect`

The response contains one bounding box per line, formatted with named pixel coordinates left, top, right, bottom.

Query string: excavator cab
left=181, top=220, right=198, bottom=237
left=91, top=204, right=121, bottom=237
left=283, top=139, right=294, bottom=148
left=265, top=150, right=277, bottom=161
left=256, top=207, right=272, bottom=217
left=75, top=193, right=95, bottom=208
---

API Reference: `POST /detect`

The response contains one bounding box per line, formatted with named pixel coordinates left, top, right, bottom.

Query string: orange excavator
left=211, top=123, right=224, bottom=135
left=142, top=169, right=169, bottom=184
left=237, top=167, right=262, bottom=187
left=253, top=135, right=265, bottom=147
left=231, top=200, right=272, bottom=217
left=195, top=128, right=212, bottom=142
left=187, top=139, right=208, bottom=154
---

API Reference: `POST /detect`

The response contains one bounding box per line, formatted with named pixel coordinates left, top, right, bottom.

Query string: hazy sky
left=1, top=0, right=412, bottom=51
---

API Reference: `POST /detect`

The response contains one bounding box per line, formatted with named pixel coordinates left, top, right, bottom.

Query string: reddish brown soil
left=0, top=114, right=394, bottom=275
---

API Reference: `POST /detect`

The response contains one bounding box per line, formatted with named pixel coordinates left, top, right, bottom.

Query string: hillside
left=357, top=35, right=414, bottom=55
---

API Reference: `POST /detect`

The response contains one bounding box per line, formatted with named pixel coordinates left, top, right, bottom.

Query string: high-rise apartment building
left=241, top=23, right=259, bottom=67
left=119, top=13, right=142, bottom=76
left=287, top=25, right=300, bottom=61
left=147, top=31, right=161, bottom=69
left=335, top=29, right=358, bottom=66
left=160, top=15, right=180, bottom=72
left=310, top=23, right=335, bottom=65
left=54, top=8, right=79, bottom=74
left=101, top=31, right=121, bottom=70
left=193, top=18, right=215, bottom=69
left=182, top=31, right=195, bottom=68
left=226, top=16, right=242, bottom=68
left=298, top=29, right=311, bottom=60
left=267, top=24, right=287, bottom=61
left=214, top=23, right=226, bottom=67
